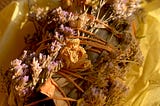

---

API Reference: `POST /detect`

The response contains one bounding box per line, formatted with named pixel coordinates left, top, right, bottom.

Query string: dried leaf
left=40, top=78, right=56, bottom=98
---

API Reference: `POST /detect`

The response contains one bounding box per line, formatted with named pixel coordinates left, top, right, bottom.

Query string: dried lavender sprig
left=8, top=37, right=64, bottom=102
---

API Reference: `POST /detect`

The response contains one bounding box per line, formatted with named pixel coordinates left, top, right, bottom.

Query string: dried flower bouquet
left=3, top=0, right=143, bottom=106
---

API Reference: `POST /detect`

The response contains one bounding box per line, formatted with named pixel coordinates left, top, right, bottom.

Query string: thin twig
left=80, top=40, right=114, bottom=53
left=87, top=48, right=101, bottom=54
left=25, top=96, right=76, bottom=106
left=61, top=70, right=84, bottom=79
left=50, top=78, right=71, bottom=106
left=75, top=28, right=106, bottom=43
left=68, top=35, right=105, bottom=45
left=57, top=71, right=84, bottom=92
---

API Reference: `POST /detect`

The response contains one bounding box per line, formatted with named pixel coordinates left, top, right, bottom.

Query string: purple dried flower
left=22, top=63, right=28, bottom=69
left=18, top=87, right=30, bottom=97
left=11, top=59, right=28, bottom=79
left=51, top=41, right=62, bottom=53
left=61, top=10, right=69, bottom=17
left=55, top=7, right=74, bottom=20
left=31, top=57, right=42, bottom=76
left=23, top=76, right=29, bottom=83
left=13, top=66, right=23, bottom=77
left=47, top=61, right=59, bottom=72
left=91, top=87, right=99, bottom=96
left=39, top=53, right=47, bottom=63
left=21, top=50, right=28, bottom=60
left=91, top=87, right=105, bottom=97
left=59, top=24, right=75, bottom=35
left=39, top=53, right=43, bottom=60
left=21, top=88, right=28, bottom=95
left=29, top=52, right=36, bottom=57
left=11, top=59, right=22, bottom=67
left=55, top=32, right=64, bottom=41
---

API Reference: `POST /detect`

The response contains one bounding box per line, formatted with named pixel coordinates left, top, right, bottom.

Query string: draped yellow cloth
left=125, top=1, right=160, bottom=105
left=0, top=0, right=160, bottom=105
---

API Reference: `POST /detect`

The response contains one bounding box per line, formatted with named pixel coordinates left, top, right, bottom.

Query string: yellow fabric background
left=125, top=6, right=160, bottom=106
left=0, top=0, right=160, bottom=105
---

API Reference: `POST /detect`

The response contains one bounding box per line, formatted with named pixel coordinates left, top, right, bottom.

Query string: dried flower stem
left=36, top=37, right=63, bottom=47
left=68, top=35, right=105, bottom=45
left=61, top=69, right=93, bottom=83
left=80, top=40, right=114, bottom=53
left=61, top=69, right=84, bottom=79
left=36, top=45, right=48, bottom=54
left=36, top=38, right=53, bottom=46
left=57, top=71, right=84, bottom=92
left=75, top=28, right=106, bottom=43
left=84, top=13, right=118, bottom=34
left=87, top=48, right=101, bottom=54
left=95, top=19, right=116, bottom=32
left=49, top=78, right=70, bottom=105
left=25, top=96, right=76, bottom=106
